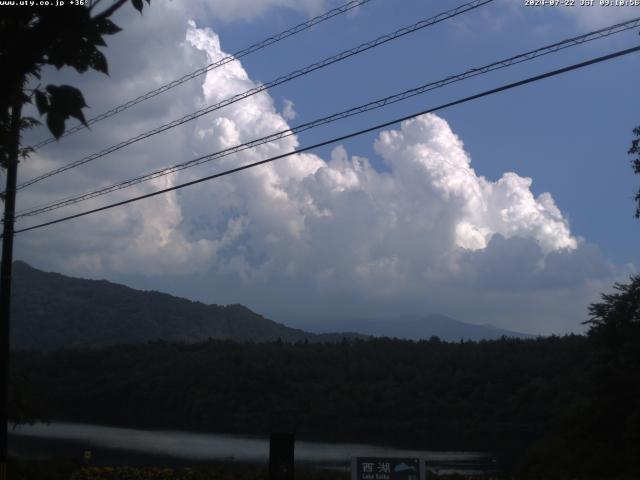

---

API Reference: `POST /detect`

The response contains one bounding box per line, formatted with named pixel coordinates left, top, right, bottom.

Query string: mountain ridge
left=10, top=261, right=365, bottom=350
left=10, top=261, right=532, bottom=349
left=303, top=313, right=533, bottom=342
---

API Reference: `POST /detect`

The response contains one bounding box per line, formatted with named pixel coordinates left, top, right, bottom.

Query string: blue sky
left=12, top=0, right=640, bottom=335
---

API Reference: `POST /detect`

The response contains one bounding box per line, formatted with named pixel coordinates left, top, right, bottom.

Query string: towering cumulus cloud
left=179, top=22, right=578, bottom=282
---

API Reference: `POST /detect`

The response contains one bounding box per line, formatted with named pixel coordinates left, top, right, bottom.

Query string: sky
left=9, top=0, right=640, bottom=335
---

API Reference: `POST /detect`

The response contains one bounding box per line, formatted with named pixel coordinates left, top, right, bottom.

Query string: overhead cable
left=16, top=17, right=640, bottom=219
left=28, top=0, right=375, bottom=151
left=15, top=0, right=494, bottom=191
left=13, top=44, right=640, bottom=235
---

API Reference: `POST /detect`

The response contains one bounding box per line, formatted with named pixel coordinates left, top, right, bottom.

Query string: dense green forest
left=8, top=335, right=637, bottom=477
left=10, top=335, right=587, bottom=446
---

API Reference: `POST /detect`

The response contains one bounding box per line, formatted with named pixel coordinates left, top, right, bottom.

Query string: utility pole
left=0, top=98, right=23, bottom=480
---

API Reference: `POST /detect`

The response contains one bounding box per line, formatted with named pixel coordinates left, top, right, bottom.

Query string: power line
left=12, top=44, right=640, bottom=236
left=15, top=17, right=640, bottom=219
left=28, top=0, right=374, bottom=151
left=15, top=0, right=494, bottom=191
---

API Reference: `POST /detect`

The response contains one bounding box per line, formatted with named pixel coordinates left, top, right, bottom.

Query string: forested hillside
left=10, top=261, right=364, bottom=349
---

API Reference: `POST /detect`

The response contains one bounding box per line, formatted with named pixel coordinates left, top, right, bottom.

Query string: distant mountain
left=10, top=261, right=366, bottom=350
left=305, top=314, right=534, bottom=342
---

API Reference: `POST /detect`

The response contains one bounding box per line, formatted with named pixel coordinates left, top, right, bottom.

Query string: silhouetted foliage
left=629, top=126, right=640, bottom=218
left=585, top=275, right=640, bottom=344
left=521, top=276, right=640, bottom=479
left=0, top=0, right=150, bottom=171
left=585, top=276, right=640, bottom=478
left=7, top=368, right=47, bottom=429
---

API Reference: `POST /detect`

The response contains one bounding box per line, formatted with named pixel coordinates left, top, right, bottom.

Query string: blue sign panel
left=351, top=457, right=425, bottom=480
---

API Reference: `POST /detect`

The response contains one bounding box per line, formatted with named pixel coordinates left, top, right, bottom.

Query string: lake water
left=10, top=422, right=494, bottom=475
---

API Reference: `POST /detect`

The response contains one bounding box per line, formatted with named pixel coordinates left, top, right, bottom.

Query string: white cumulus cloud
left=282, top=99, right=297, bottom=120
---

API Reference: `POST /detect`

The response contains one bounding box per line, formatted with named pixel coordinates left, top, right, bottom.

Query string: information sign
left=351, top=457, right=426, bottom=480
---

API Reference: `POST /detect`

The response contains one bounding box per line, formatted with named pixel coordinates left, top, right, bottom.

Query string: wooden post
left=269, top=433, right=294, bottom=480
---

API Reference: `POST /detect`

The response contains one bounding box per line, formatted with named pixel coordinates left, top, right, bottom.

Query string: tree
left=579, top=276, right=640, bottom=478
left=0, top=0, right=151, bottom=473
left=585, top=275, right=640, bottom=345
left=629, top=126, right=640, bottom=218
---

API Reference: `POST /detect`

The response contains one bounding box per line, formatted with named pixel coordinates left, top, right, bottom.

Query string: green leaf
left=68, top=108, right=88, bottom=127
left=46, top=112, right=65, bottom=140
left=45, top=85, right=89, bottom=130
left=34, top=90, right=49, bottom=115
left=46, top=85, right=88, bottom=110
left=95, top=19, right=122, bottom=35
left=66, top=40, right=94, bottom=73
left=90, top=33, right=107, bottom=47
left=131, top=0, right=143, bottom=13
left=89, top=50, right=108, bottom=75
